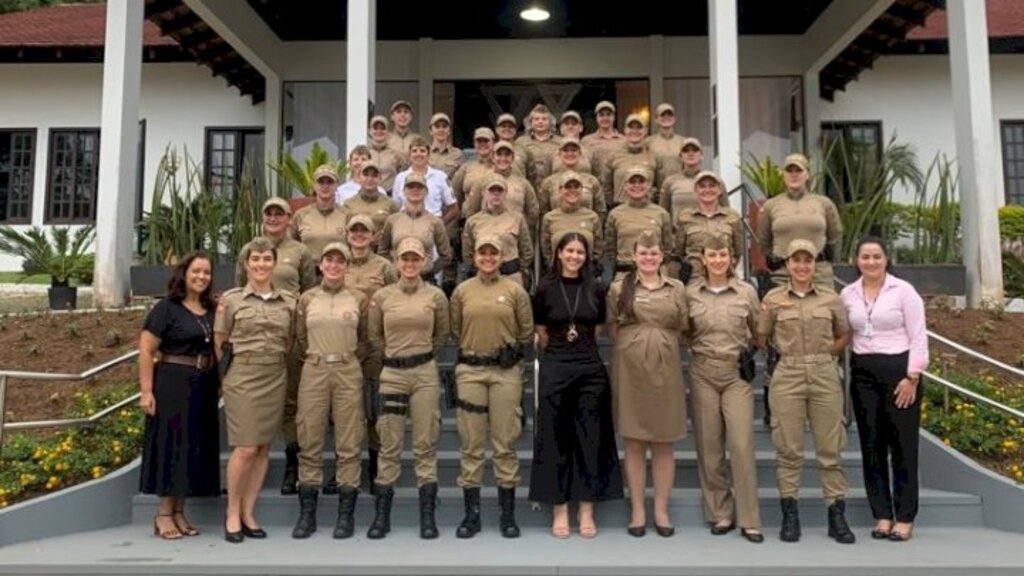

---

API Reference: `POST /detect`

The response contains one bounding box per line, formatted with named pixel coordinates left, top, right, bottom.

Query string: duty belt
left=382, top=351, right=435, bottom=369
left=161, top=353, right=213, bottom=371
left=455, top=398, right=489, bottom=414
left=457, top=354, right=503, bottom=367
left=232, top=353, right=285, bottom=365
left=499, top=259, right=521, bottom=275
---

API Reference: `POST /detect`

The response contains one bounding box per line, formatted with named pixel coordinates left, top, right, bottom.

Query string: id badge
left=864, top=322, right=874, bottom=338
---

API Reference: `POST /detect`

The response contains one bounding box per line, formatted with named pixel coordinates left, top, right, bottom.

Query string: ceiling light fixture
left=520, top=6, right=550, bottom=22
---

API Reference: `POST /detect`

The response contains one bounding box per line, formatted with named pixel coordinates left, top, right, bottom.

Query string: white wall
left=820, top=54, right=1024, bottom=204
left=0, top=62, right=262, bottom=270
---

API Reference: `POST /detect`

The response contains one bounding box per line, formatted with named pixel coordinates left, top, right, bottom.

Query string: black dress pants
left=529, top=357, right=623, bottom=505
left=850, top=351, right=920, bottom=522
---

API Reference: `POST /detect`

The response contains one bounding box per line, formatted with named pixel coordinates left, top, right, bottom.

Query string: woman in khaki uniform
left=214, top=237, right=297, bottom=543
left=379, top=172, right=453, bottom=282
left=658, top=138, right=706, bottom=219
left=450, top=235, right=534, bottom=540
left=686, top=237, right=763, bottom=543
left=756, top=239, right=854, bottom=544
left=540, top=171, right=603, bottom=270
left=674, top=171, right=744, bottom=284
left=607, top=231, right=688, bottom=537
left=604, top=167, right=674, bottom=281
left=291, top=242, right=369, bottom=540
left=462, top=177, right=534, bottom=287
left=366, top=237, right=450, bottom=540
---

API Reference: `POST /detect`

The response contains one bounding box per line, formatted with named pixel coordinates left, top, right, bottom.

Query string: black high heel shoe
left=741, top=528, right=765, bottom=543
left=627, top=525, right=647, bottom=537
left=241, top=523, right=267, bottom=539
left=710, top=521, right=736, bottom=536
left=654, top=524, right=675, bottom=538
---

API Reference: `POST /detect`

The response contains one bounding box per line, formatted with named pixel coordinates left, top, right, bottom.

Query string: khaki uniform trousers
left=375, top=361, right=441, bottom=487
left=281, top=348, right=303, bottom=443
left=296, top=358, right=365, bottom=488
left=769, top=355, right=848, bottom=504
left=455, top=364, right=524, bottom=488
left=690, top=356, right=761, bottom=529
left=358, top=341, right=383, bottom=452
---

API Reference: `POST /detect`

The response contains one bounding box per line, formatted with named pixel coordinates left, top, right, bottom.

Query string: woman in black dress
left=139, top=251, right=221, bottom=539
left=530, top=232, right=623, bottom=539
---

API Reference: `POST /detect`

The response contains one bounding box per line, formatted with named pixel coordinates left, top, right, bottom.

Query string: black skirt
left=139, top=363, right=221, bottom=497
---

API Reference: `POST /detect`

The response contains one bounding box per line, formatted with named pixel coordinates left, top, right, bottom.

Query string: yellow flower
left=944, top=438, right=952, bottom=446
left=0, top=500, right=7, bottom=508
left=113, top=456, right=122, bottom=465
left=0, top=488, right=6, bottom=496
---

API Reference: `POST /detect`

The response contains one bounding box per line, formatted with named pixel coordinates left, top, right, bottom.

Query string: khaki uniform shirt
left=497, top=140, right=532, bottom=182
left=538, top=170, right=606, bottom=218
left=605, top=201, right=674, bottom=265
left=602, top=144, right=662, bottom=205
left=463, top=206, right=534, bottom=269
left=550, top=146, right=596, bottom=177
left=289, top=202, right=349, bottom=261
left=581, top=131, right=626, bottom=172
left=369, top=278, right=450, bottom=358
left=646, top=132, right=687, bottom=182
left=541, top=205, right=603, bottom=267
left=607, top=274, right=688, bottom=332
left=756, top=190, right=843, bottom=260
left=659, top=169, right=699, bottom=219
left=378, top=209, right=452, bottom=273
left=674, top=206, right=744, bottom=276
left=429, top=143, right=465, bottom=180
left=387, top=129, right=422, bottom=157
left=686, top=278, right=759, bottom=360
left=343, top=191, right=399, bottom=243
left=451, top=158, right=493, bottom=207
left=345, top=253, right=397, bottom=300
left=515, top=132, right=561, bottom=189
left=757, top=284, right=850, bottom=358
left=295, top=284, right=367, bottom=361
left=235, top=236, right=316, bottom=296
left=449, top=273, right=534, bottom=356
left=214, top=286, right=296, bottom=355
left=369, top=142, right=406, bottom=194
left=464, top=170, right=540, bottom=224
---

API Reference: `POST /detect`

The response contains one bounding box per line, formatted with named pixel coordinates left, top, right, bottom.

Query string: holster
left=441, top=368, right=457, bottom=410
left=498, top=343, right=525, bottom=369
left=217, top=342, right=234, bottom=380
left=363, top=377, right=380, bottom=423
left=766, top=345, right=780, bottom=378
left=738, top=346, right=756, bottom=383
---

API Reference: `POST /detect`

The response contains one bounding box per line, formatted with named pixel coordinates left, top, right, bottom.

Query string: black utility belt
left=499, top=259, right=521, bottom=275
left=382, top=351, right=435, bottom=369
left=458, top=345, right=524, bottom=369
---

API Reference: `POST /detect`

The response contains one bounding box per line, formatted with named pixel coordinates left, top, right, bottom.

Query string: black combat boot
left=497, top=487, right=520, bottom=538
left=281, top=442, right=299, bottom=495
left=780, top=497, right=801, bottom=543
left=419, top=482, right=439, bottom=539
left=367, top=448, right=380, bottom=495
left=827, top=499, right=857, bottom=544
left=333, top=486, right=358, bottom=539
left=366, top=484, right=393, bottom=539
left=455, top=487, right=482, bottom=539
left=291, top=486, right=318, bottom=539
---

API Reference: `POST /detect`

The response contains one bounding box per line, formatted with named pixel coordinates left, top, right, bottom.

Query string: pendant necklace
left=184, top=301, right=211, bottom=343
left=558, top=280, right=582, bottom=342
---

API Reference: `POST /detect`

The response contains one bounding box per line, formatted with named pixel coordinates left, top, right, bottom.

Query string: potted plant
left=269, top=141, right=347, bottom=212
left=0, top=225, right=95, bottom=310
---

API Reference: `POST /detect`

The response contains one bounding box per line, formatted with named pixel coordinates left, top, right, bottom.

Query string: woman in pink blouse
left=840, top=237, right=928, bottom=542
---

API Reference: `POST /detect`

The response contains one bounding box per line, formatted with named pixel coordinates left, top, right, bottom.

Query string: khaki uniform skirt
left=612, top=323, right=687, bottom=442
left=222, top=356, right=287, bottom=446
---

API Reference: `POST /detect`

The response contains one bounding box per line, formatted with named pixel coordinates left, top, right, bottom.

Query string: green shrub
left=1000, top=205, right=1024, bottom=244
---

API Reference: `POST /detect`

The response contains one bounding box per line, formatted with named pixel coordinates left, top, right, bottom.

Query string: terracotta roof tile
left=907, top=0, right=1024, bottom=40
left=0, top=3, right=176, bottom=47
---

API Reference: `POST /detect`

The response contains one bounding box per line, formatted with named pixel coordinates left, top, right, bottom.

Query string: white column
left=263, top=72, right=282, bottom=195
left=346, top=0, right=376, bottom=154
left=93, top=0, right=142, bottom=308
left=708, top=0, right=742, bottom=212
left=948, top=0, right=1004, bottom=306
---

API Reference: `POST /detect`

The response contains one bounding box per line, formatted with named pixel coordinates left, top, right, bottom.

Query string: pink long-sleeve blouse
left=840, top=273, right=929, bottom=375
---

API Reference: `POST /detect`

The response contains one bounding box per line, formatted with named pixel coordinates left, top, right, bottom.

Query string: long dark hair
left=853, top=235, right=895, bottom=278
left=541, top=232, right=601, bottom=315
left=166, top=251, right=217, bottom=310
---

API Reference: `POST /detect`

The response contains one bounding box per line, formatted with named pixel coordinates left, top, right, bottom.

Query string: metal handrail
left=0, top=350, right=140, bottom=451
left=928, top=330, right=1024, bottom=380
left=924, top=370, right=1024, bottom=420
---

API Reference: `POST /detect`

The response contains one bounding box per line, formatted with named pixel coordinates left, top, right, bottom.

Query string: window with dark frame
left=0, top=129, right=36, bottom=224
left=205, top=127, right=264, bottom=198
left=46, top=129, right=100, bottom=224
left=820, top=121, right=883, bottom=203
left=1001, top=121, right=1024, bottom=206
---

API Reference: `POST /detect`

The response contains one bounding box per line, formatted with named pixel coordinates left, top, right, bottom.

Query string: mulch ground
left=0, top=308, right=147, bottom=424
left=924, top=303, right=1024, bottom=389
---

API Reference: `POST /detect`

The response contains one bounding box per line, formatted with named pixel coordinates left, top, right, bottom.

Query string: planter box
left=47, top=285, right=77, bottom=310
left=130, top=263, right=237, bottom=298
left=833, top=263, right=966, bottom=296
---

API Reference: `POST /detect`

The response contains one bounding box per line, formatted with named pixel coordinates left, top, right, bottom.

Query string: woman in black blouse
left=139, top=252, right=221, bottom=539
left=529, top=233, right=623, bottom=539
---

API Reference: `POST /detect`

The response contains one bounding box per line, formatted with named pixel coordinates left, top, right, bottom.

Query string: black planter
left=833, top=263, right=967, bottom=296
left=130, top=264, right=238, bottom=298
left=48, top=285, right=78, bottom=310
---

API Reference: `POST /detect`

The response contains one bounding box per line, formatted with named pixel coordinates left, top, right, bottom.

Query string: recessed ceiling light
left=520, top=6, right=550, bottom=22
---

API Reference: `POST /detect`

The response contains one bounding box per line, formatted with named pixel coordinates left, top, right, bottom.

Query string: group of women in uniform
left=140, top=100, right=928, bottom=548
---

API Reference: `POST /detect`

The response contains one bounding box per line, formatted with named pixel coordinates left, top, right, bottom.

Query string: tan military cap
left=262, top=196, right=292, bottom=215
left=496, top=113, right=517, bottom=126
left=559, top=138, right=582, bottom=151
left=560, top=171, right=584, bottom=187
left=320, top=241, right=352, bottom=261
left=396, top=237, right=426, bottom=258
left=346, top=214, right=376, bottom=232
left=560, top=110, right=582, bottom=123
left=369, top=115, right=388, bottom=128
left=625, top=113, right=646, bottom=128
left=485, top=176, right=508, bottom=191
left=404, top=172, right=427, bottom=187
left=682, top=137, right=703, bottom=151
left=390, top=100, right=412, bottom=113
left=313, top=164, right=339, bottom=182
left=473, top=127, right=496, bottom=141
left=694, top=170, right=725, bottom=189
left=474, top=234, right=503, bottom=253
left=786, top=238, right=819, bottom=259
left=624, top=166, right=651, bottom=181
left=429, top=112, right=451, bottom=126
left=656, top=102, right=675, bottom=116
left=784, top=153, right=810, bottom=171
left=595, top=101, right=616, bottom=113
left=361, top=161, right=380, bottom=175
left=493, top=141, right=515, bottom=154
